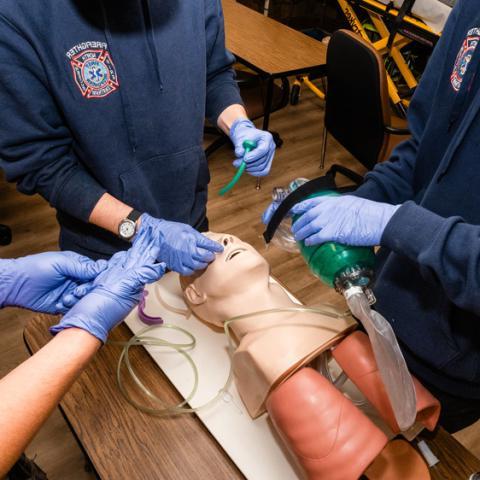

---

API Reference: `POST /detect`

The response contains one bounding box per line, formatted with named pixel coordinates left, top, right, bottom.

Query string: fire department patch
left=451, top=28, right=480, bottom=92
left=69, top=47, right=119, bottom=99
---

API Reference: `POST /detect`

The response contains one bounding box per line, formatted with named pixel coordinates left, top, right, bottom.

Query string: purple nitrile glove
left=135, top=214, right=223, bottom=276
left=291, top=195, right=401, bottom=247
left=0, top=252, right=107, bottom=314
left=51, top=225, right=166, bottom=343
left=230, top=118, right=275, bottom=177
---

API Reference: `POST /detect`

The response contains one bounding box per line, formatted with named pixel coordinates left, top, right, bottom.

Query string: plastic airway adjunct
left=138, top=290, right=164, bottom=325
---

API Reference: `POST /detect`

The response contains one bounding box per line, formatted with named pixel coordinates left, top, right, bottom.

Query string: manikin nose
left=221, top=235, right=235, bottom=247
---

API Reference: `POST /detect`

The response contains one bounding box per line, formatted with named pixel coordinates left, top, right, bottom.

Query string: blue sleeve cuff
left=380, top=201, right=449, bottom=259
left=206, top=73, right=244, bottom=125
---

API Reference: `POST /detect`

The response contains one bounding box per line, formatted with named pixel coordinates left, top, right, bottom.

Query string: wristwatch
left=118, top=209, right=142, bottom=241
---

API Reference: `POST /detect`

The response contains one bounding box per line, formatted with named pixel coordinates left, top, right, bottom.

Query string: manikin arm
left=0, top=328, right=100, bottom=475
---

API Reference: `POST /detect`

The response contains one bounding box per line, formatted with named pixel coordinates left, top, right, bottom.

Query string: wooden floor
left=1, top=85, right=479, bottom=478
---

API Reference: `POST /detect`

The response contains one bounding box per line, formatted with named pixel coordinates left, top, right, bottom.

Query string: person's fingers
left=136, top=262, right=167, bottom=284
left=186, top=260, right=209, bottom=271
left=303, top=224, right=337, bottom=246
left=245, top=161, right=269, bottom=174
left=74, top=282, right=94, bottom=298
left=262, top=145, right=276, bottom=175
left=244, top=139, right=270, bottom=167
left=195, top=233, right=224, bottom=253
left=57, top=254, right=108, bottom=282
left=177, top=265, right=195, bottom=276
left=61, top=293, right=78, bottom=308
left=291, top=199, right=333, bottom=234
left=127, top=225, right=155, bottom=266
left=293, top=214, right=326, bottom=242
left=124, top=228, right=162, bottom=272
left=291, top=205, right=320, bottom=234
left=193, top=247, right=216, bottom=263
left=262, top=202, right=279, bottom=225
left=290, top=198, right=325, bottom=217
left=234, top=143, right=246, bottom=159
left=232, top=159, right=244, bottom=169
left=54, top=301, right=69, bottom=314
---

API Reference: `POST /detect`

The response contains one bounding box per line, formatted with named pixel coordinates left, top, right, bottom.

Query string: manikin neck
left=214, top=280, right=295, bottom=339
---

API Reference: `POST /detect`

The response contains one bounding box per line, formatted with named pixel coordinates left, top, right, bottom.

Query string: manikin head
left=180, top=233, right=271, bottom=327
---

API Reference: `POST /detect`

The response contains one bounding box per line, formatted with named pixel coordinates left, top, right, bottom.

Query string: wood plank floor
left=1, top=85, right=479, bottom=478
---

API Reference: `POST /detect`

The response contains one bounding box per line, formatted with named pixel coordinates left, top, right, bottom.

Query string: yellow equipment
left=291, top=0, right=442, bottom=116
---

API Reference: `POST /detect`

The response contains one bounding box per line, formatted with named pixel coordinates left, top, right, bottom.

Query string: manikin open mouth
left=226, top=248, right=247, bottom=261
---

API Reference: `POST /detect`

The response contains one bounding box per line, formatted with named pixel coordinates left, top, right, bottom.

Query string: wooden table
left=24, top=314, right=480, bottom=480
left=222, top=0, right=327, bottom=133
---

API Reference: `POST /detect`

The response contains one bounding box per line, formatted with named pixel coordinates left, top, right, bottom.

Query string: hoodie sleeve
left=0, top=14, right=106, bottom=222
left=381, top=201, right=480, bottom=315
left=353, top=1, right=462, bottom=205
left=204, top=0, right=244, bottom=125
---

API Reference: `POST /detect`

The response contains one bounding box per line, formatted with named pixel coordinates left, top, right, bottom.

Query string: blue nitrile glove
left=262, top=200, right=283, bottom=225
left=291, top=195, right=401, bottom=247
left=230, top=118, right=275, bottom=177
left=0, top=252, right=107, bottom=314
left=136, top=214, right=223, bottom=276
left=50, top=226, right=166, bottom=343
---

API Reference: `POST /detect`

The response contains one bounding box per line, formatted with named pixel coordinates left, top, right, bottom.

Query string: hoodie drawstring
left=141, top=0, right=164, bottom=90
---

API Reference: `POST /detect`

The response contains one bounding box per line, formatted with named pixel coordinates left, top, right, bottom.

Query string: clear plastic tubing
left=112, top=306, right=349, bottom=417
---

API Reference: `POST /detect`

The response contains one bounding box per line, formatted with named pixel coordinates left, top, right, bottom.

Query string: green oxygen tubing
left=219, top=139, right=257, bottom=196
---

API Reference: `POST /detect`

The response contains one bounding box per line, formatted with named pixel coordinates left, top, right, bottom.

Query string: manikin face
left=180, top=233, right=270, bottom=326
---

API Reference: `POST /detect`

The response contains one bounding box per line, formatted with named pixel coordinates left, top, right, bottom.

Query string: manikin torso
left=180, top=233, right=356, bottom=417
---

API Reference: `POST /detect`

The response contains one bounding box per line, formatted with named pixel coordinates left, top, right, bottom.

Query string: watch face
left=119, top=220, right=136, bottom=239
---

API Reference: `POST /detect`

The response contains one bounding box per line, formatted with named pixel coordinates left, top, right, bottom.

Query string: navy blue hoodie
left=0, top=0, right=242, bottom=258
left=354, top=0, right=480, bottom=398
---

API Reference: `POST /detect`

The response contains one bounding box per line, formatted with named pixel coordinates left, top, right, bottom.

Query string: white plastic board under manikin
left=123, top=272, right=301, bottom=480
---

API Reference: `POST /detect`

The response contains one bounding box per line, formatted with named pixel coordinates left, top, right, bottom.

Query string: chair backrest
left=325, top=29, right=391, bottom=170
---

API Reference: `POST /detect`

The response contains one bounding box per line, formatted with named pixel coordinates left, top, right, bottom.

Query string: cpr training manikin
left=179, top=233, right=441, bottom=480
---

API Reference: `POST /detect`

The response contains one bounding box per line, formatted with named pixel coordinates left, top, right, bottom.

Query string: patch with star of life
left=450, top=28, right=480, bottom=93
left=67, top=42, right=119, bottom=99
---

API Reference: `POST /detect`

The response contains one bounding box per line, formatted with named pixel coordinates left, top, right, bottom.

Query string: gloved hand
left=230, top=118, right=275, bottom=177
left=51, top=226, right=166, bottom=343
left=291, top=195, right=400, bottom=247
left=136, top=214, right=223, bottom=276
left=262, top=200, right=283, bottom=225
left=0, top=252, right=107, bottom=314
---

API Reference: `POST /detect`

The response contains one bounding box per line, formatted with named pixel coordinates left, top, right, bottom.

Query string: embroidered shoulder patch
left=67, top=42, right=119, bottom=99
left=451, top=28, right=480, bottom=92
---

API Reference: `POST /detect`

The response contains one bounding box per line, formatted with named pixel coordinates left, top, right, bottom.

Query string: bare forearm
left=88, top=192, right=133, bottom=235
left=0, top=328, right=100, bottom=475
left=217, top=104, right=248, bottom=134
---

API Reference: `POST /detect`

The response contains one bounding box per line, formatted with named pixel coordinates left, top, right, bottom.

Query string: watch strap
left=127, top=209, right=142, bottom=224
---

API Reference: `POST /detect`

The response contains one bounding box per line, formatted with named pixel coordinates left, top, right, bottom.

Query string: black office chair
left=320, top=29, right=410, bottom=183
left=205, top=69, right=290, bottom=157
left=0, top=224, right=12, bottom=245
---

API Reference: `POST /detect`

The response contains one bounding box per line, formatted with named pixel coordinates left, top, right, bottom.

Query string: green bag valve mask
left=263, top=178, right=417, bottom=432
